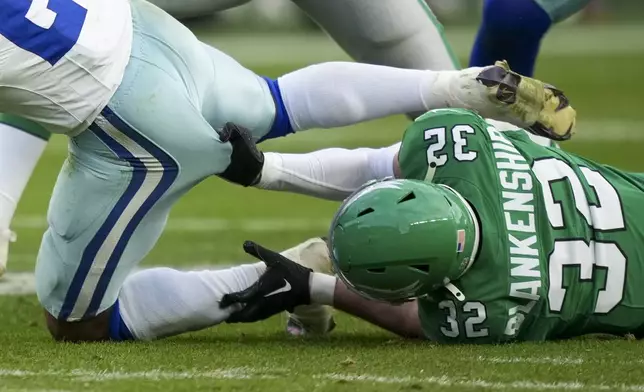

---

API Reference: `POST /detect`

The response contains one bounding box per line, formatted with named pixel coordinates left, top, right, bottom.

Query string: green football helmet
left=329, top=178, right=479, bottom=302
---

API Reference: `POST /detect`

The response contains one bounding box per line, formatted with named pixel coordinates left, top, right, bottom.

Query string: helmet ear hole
left=357, top=207, right=375, bottom=217
left=367, top=267, right=386, bottom=273
left=398, top=191, right=416, bottom=204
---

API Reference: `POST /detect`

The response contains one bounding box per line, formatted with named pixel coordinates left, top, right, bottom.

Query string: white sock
left=419, top=68, right=489, bottom=113
left=278, top=62, right=441, bottom=131
left=0, top=123, right=47, bottom=229
left=117, top=263, right=266, bottom=341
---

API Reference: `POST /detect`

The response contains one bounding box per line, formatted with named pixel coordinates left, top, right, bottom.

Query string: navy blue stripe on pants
left=59, top=107, right=179, bottom=320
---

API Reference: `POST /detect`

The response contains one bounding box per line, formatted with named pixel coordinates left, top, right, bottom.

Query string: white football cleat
left=0, top=229, right=16, bottom=278
left=281, top=237, right=335, bottom=336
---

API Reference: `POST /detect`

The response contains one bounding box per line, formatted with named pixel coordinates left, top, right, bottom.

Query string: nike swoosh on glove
left=219, top=241, right=313, bottom=323
left=216, top=123, right=264, bottom=187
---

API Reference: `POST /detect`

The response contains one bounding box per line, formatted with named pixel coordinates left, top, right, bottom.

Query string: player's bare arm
left=332, top=282, right=424, bottom=339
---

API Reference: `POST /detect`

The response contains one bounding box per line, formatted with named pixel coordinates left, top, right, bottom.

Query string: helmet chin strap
left=438, top=185, right=482, bottom=302
left=444, top=281, right=466, bottom=302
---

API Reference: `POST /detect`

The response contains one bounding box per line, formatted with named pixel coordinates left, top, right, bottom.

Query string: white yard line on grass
left=1, top=367, right=644, bottom=391
left=0, top=368, right=276, bottom=382
left=0, top=389, right=71, bottom=392
left=478, top=356, right=585, bottom=365
left=478, top=356, right=644, bottom=367
left=319, top=374, right=644, bottom=391
left=0, top=272, right=37, bottom=296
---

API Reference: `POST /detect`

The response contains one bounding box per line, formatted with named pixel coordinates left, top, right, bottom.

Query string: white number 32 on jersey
left=533, top=158, right=627, bottom=314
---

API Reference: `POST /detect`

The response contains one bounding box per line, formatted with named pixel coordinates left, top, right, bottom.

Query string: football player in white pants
left=0, top=0, right=457, bottom=276
left=0, top=0, right=571, bottom=342
left=151, top=0, right=460, bottom=72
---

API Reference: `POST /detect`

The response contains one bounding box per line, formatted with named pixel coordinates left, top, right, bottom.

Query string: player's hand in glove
left=219, top=241, right=314, bottom=323
left=216, top=123, right=264, bottom=187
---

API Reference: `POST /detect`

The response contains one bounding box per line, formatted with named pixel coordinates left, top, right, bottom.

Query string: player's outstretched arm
left=256, top=145, right=401, bottom=200
left=332, top=280, right=424, bottom=339
left=220, top=241, right=425, bottom=339
left=215, top=121, right=401, bottom=201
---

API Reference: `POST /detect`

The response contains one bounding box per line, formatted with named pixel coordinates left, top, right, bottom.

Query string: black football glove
left=216, top=122, right=264, bottom=187
left=219, top=241, right=312, bottom=323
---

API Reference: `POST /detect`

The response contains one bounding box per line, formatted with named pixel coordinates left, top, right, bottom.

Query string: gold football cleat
left=476, top=60, right=576, bottom=141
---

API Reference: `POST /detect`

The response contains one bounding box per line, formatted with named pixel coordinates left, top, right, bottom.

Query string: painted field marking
left=319, top=373, right=644, bottom=391
left=479, top=356, right=585, bottom=365
left=477, top=356, right=644, bottom=367
left=2, top=367, right=644, bottom=391
left=0, top=272, right=37, bottom=296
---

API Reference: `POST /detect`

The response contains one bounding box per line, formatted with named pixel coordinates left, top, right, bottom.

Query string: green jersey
left=398, top=108, right=644, bottom=344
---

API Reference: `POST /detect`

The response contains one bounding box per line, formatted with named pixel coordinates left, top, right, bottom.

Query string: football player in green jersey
left=220, top=104, right=644, bottom=343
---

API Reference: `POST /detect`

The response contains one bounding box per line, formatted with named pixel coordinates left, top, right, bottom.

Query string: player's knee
left=345, top=12, right=432, bottom=63
left=356, top=17, right=420, bottom=49
left=43, top=310, right=111, bottom=342
left=363, top=26, right=434, bottom=67
left=38, top=274, right=111, bottom=342
left=44, top=311, right=69, bottom=342
left=35, top=238, right=114, bottom=342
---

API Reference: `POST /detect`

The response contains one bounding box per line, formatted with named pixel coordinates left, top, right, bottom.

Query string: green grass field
left=1, top=25, right=644, bottom=392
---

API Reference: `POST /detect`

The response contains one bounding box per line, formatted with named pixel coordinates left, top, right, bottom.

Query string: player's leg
left=294, top=0, right=572, bottom=139
left=0, top=115, right=49, bottom=276
left=121, top=238, right=333, bottom=340
left=35, top=0, right=267, bottom=342
left=294, top=0, right=459, bottom=76
left=35, top=108, right=266, bottom=341
left=268, top=60, right=575, bottom=141
left=469, top=0, right=592, bottom=76
left=539, top=0, right=595, bottom=24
